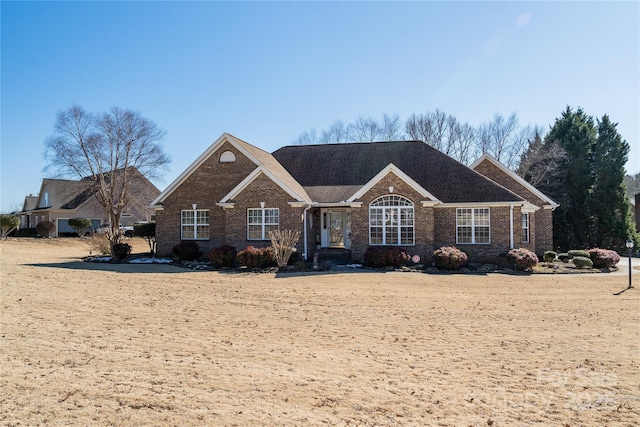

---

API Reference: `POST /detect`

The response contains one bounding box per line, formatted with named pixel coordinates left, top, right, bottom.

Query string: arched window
left=219, top=151, right=236, bottom=163
left=369, top=195, right=414, bottom=245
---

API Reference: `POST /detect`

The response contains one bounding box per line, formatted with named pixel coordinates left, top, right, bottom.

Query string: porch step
left=315, top=248, right=352, bottom=263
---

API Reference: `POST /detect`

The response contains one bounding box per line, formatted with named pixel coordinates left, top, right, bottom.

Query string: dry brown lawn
left=1, top=238, right=639, bottom=426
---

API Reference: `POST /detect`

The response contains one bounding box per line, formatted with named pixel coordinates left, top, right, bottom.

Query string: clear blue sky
left=2, top=1, right=638, bottom=213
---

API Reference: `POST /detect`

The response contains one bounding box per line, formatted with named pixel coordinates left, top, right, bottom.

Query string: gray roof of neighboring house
left=37, top=179, right=92, bottom=210
left=22, top=195, right=38, bottom=211
left=272, top=140, right=523, bottom=204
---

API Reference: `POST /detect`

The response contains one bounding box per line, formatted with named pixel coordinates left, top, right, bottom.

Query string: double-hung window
left=248, top=208, right=279, bottom=240
left=181, top=209, right=209, bottom=240
left=456, top=208, right=490, bottom=244
left=522, top=213, right=530, bottom=243
left=369, top=195, right=414, bottom=245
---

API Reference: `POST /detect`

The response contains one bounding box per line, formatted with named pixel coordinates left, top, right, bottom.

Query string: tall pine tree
left=527, top=107, right=638, bottom=252
left=543, top=107, right=596, bottom=250
left=588, top=115, right=635, bottom=249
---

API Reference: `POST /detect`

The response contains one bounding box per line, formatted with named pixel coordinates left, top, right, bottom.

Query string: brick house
left=152, top=133, right=557, bottom=263
left=17, top=168, right=160, bottom=237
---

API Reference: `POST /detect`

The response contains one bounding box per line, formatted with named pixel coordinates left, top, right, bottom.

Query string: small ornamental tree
left=0, top=214, right=20, bottom=239
left=36, top=220, right=56, bottom=238
left=507, top=247, right=539, bottom=271
left=68, top=218, right=92, bottom=237
left=134, top=222, right=156, bottom=256
left=269, top=229, right=300, bottom=268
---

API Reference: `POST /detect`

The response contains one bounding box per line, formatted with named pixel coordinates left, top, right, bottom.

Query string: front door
left=320, top=208, right=350, bottom=248
left=329, top=210, right=344, bottom=247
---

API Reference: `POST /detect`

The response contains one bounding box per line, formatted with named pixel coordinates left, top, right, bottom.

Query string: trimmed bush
left=172, top=241, right=203, bottom=261
left=568, top=249, right=590, bottom=259
left=543, top=251, right=557, bottom=263
left=507, top=247, right=539, bottom=271
left=572, top=256, right=593, bottom=269
left=432, top=246, right=468, bottom=270
left=208, top=244, right=237, bottom=268
left=364, top=246, right=411, bottom=268
left=36, top=220, right=56, bottom=238
left=558, top=253, right=570, bottom=263
left=237, top=246, right=275, bottom=269
left=112, top=243, right=132, bottom=259
left=588, top=248, right=620, bottom=268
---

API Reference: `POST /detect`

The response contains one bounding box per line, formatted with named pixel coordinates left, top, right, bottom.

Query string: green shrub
left=568, top=249, right=590, bottom=259
left=572, top=256, right=593, bottom=269
left=432, top=246, right=468, bottom=270
left=558, top=253, right=570, bottom=263
left=364, top=246, right=411, bottom=268
left=36, top=220, right=56, bottom=238
left=68, top=218, right=92, bottom=236
left=543, top=251, right=557, bottom=262
left=588, top=248, right=620, bottom=268
left=237, top=245, right=275, bottom=268
left=208, top=244, right=237, bottom=268
left=507, top=247, right=539, bottom=271
left=172, top=241, right=203, bottom=261
left=112, top=243, right=132, bottom=259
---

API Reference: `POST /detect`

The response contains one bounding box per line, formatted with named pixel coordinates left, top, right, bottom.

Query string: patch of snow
left=128, top=258, right=173, bottom=264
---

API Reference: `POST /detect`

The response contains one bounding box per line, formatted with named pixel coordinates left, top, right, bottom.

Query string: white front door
left=320, top=209, right=351, bottom=248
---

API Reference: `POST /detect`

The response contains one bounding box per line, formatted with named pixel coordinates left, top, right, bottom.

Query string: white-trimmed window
left=248, top=208, right=279, bottom=240
left=522, top=213, right=530, bottom=243
left=181, top=209, right=209, bottom=240
left=369, top=195, right=414, bottom=246
left=456, top=208, right=490, bottom=244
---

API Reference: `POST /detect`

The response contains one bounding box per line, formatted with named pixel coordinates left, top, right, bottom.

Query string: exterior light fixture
left=626, top=238, right=634, bottom=290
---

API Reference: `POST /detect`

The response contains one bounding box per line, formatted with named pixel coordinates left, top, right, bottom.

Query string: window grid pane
left=369, top=196, right=414, bottom=246
left=247, top=208, right=279, bottom=240
left=182, top=209, right=208, bottom=240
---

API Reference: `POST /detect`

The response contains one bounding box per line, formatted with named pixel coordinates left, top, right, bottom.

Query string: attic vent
left=220, top=151, right=236, bottom=163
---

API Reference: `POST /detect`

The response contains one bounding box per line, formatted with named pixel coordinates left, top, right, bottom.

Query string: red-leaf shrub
left=507, top=247, right=539, bottom=271
left=208, top=244, right=237, bottom=268
left=432, top=246, right=468, bottom=270
left=364, top=246, right=411, bottom=268
left=237, top=246, right=275, bottom=268
left=588, top=248, right=620, bottom=268
left=172, top=241, right=203, bottom=261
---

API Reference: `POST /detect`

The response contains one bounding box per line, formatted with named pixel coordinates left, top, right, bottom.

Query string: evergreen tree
left=543, top=107, right=597, bottom=250
left=588, top=115, right=636, bottom=250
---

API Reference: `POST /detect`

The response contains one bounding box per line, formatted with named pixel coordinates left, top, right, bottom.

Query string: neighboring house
left=17, top=168, right=160, bottom=237
left=152, top=133, right=558, bottom=263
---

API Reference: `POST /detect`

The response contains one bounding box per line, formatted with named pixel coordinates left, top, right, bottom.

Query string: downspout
left=509, top=203, right=514, bottom=249
left=303, top=205, right=311, bottom=260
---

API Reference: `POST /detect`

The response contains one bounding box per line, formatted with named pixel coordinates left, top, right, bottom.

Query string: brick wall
left=474, top=158, right=555, bottom=256
left=434, top=205, right=528, bottom=264
left=349, top=172, right=435, bottom=261
left=223, top=173, right=305, bottom=254
left=155, top=141, right=259, bottom=256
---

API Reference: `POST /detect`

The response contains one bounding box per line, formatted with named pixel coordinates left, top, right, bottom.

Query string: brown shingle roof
left=272, top=141, right=523, bottom=203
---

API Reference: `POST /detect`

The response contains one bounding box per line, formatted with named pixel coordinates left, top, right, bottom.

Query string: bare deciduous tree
left=380, top=113, right=404, bottom=141
left=349, top=116, right=381, bottom=142
left=517, top=131, right=568, bottom=187
left=45, top=105, right=169, bottom=251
